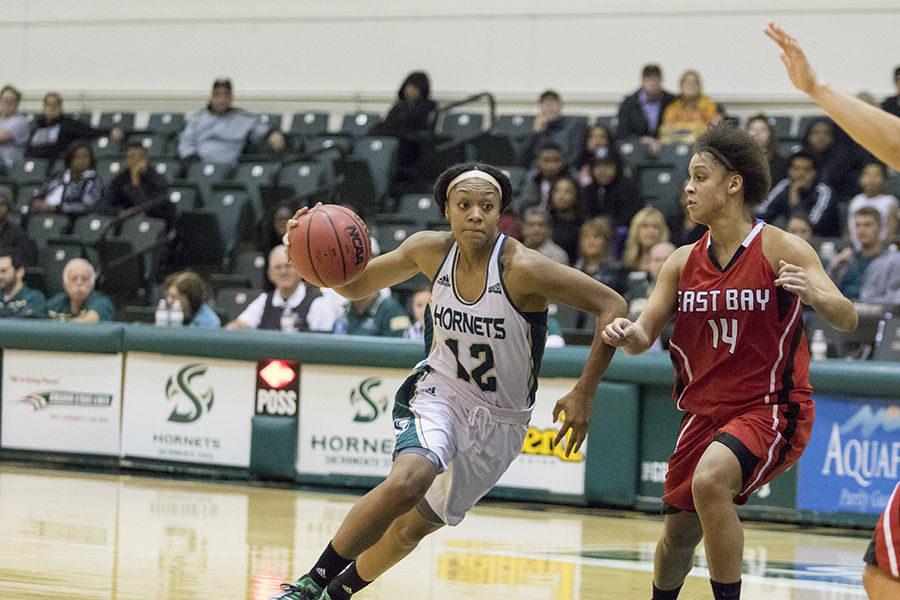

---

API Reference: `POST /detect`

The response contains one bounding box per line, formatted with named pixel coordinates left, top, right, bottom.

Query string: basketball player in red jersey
left=602, top=124, right=858, bottom=600
left=863, top=481, right=900, bottom=599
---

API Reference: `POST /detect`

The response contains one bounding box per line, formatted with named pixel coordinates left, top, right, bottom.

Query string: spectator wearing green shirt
left=0, top=249, right=45, bottom=318
left=45, top=258, right=115, bottom=322
left=828, top=207, right=885, bottom=301
left=339, top=290, right=410, bottom=337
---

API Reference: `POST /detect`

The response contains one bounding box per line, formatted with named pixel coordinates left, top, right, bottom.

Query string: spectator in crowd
left=624, top=241, right=676, bottom=317
left=226, top=245, right=334, bottom=332
left=521, top=208, right=570, bottom=265
left=0, top=85, right=29, bottom=168
left=517, top=142, right=572, bottom=215
left=579, top=147, right=643, bottom=228
left=881, top=65, right=900, bottom=118
left=163, top=271, right=220, bottom=328
left=622, top=206, right=670, bottom=272
left=847, top=161, right=898, bottom=249
left=757, top=151, right=839, bottom=236
left=786, top=214, right=815, bottom=245
left=30, top=141, right=103, bottom=216
left=658, top=70, right=722, bottom=144
left=102, top=141, right=173, bottom=228
left=27, top=92, right=122, bottom=160
left=257, top=202, right=296, bottom=261
left=576, top=124, right=614, bottom=185
left=0, top=249, right=44, bottom=318
left=746, top=114, right=788, bottom=183
left=402, top=285, right=431, bottom=341
left=616, top=64, right=676, bottom=154
left=801, top=116, right=868, bottom=201
left=573, top=217, right=625, bottom=292
left=520, top=90, right=586, bottom=168
left=0, top=187, right=37, bottom=266
left=668, top=181, right=707, bottom=247
left=545, top=316, right=566, bottom=348
left=548, top=175, right=585, bottom=263
left=858, top=245, right=900, bottom=305
left=336, top=289, right=410, bottom=337
left=370, top=71, right=437, bottom=178
left=178, top=77, right=285, bottom=166
left=45, top=258, right=114, bottom=322
left=828, top=207, right=889, bottom=301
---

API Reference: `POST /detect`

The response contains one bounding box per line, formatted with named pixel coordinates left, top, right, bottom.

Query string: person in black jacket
left=370, top=71, right=437, bottom=177
left=881, top=66, right=900, bottom=118
left=756, top=151, right=840, bottom=236
left=616, top=64, right=676, bottom=153
left=519, top=90, right=587, bottom=168
left=0, top=187, right=37, bottom=266
left=801, top=116, right=870, bottom=202
left=579, top=148, right=643, bottom=228
left=26, top=92, right=122, bottom=160
left=102, top=142, right=174, bottom=229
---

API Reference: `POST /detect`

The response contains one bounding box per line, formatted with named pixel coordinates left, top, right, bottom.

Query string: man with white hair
left=45, top=258, right=115, bottom=322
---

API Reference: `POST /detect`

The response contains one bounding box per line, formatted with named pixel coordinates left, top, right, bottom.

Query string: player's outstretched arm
left=765, top=22, right=900, bottom=170
left=601, top=246, right=686, bottom=355
left=770, top=230, right=858, bottom=332
left=516, top=251, right=627, bottom=457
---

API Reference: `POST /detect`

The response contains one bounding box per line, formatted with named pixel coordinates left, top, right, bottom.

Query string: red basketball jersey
left=668, top=221, right=812, bottom=418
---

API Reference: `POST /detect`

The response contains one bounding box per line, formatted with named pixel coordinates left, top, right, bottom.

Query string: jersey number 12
left=708, top=318, right=738, bottom=354
left=445, top=338, right=497, bottom=392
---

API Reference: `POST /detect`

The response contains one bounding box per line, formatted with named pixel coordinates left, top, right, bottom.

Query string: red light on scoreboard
left=258, top=360, right=296, bottom=389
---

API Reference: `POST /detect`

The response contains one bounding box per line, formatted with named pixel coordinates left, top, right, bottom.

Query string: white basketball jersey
left=421, top=234, right=548, bottom=410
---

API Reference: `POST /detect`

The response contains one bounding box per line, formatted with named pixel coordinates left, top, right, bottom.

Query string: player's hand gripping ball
left=285, top=204, right=371, bottom=288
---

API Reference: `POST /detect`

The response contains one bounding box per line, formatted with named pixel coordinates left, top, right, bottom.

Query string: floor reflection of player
left=602, top=124, right=857, bottom=600
left=273, top=163, right=626, bottom=600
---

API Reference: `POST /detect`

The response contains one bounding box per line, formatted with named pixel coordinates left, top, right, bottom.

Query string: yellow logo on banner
left=437, top=552, right=575, bottom=599
left=521, top=427, right=584, bottom=462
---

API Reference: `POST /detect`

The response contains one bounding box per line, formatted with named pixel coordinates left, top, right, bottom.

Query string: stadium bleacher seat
left=96, top=159, right=124, bottom=180
left=375, top=221, right=417, bottom=254
left=339, top=112, right=381, bottom=137
left=437, top=112, right=484, bottom=140
left=128, top=133, right=171, bottom=158
left=305, top=135, right=353, bottom=155
left=290, top=112, right=329, bottom=138
left=639, top=167, right=682, bottom=206
left=14, top=185, right=40, bottom=213
left=3, top=159, right=50, bottom=186
left=778, top=140, right=803, bottom=158
left=98, top=111, right=135, bottom=131
left=493, top=114, right=534, bottom=140
left=766, top=115, right=792, bottom=139
left=167, top=185, right=202, bottom=214
left=471, top=134, right=519, bottom=165
left=147, top=112, right=186, bottom=136
left=277, top=162, right=326, bottom=204
left=874, top=316, right=900, bottom=362
left=498, top=166, right=526, bottom=197
left=207, top=189, right=254, bottom=254
left=215, top=287, right=256, bottom=322
left=395, top=193, right=442, bottom=226
left=617, top=140, right=657, bottom=169
left=39, top=245, right=82, bottom=296
left=233, top=161, right=281, bottom=218
left=65, top=112, right=92, bottom=124
left=595, top=115, right=619, bottom=131
left=657, top=143, right=693, bottom=176
left=27, top=214, right=71, bottom=249
left=351, top=136, right=399, bottom=204
left=152, top=159, right=182, bottom=183
left=256, top=113, right=283, bottom=132
left=210, top=251, right=266, bottom=292
left=91, top=135, right=121, bottom=160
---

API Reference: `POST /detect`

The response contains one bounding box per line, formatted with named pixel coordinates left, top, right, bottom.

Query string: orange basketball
left=288, top=204, right=372, bottom=288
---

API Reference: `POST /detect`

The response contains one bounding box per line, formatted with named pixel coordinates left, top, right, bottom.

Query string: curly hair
left=433, top=162, right=513, bottom=214
left=694, top=123, right=771, bottom=207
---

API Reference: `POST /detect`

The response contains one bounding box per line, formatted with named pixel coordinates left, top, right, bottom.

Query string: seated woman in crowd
left=622, top=206, right=670, bottom=273
left=30, top=141, right=103, bottom=216
left=548, top=175, right=585, bottom=263
left=746, top=114, right=788, bottom=183
left=667, top=180, right=707, bottom=247
left=801, top=116, right=870, bottom=201
left=576, top=124, right=614, bottom=186
left=578, top=148, right=643, bottom=228
left=164, top=271, right=221, bottom=329
left=658, top=70, right=721, bottom=144
left=257, top=202, right=297, bottom=273
left=573, top=217, right=625, bottom=292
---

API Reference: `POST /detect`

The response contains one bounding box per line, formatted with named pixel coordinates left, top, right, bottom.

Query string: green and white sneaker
left=269, top=575, right=324, bottom=600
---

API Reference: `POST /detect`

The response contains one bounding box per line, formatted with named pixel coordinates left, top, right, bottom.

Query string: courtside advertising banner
left=297, top=365, right=407, bottom=478
left=1, top=349, right=122, bottom=455
left=121, top=352, right=255, bottom=467
left=797, top=394, right=900, bottom=514
left=497, top=378, right=587, bottom=496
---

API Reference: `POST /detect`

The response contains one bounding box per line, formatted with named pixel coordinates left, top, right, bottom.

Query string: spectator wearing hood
left=579, top=148, right=643, bottom=228
left=371, top=71, right=437, bottom=176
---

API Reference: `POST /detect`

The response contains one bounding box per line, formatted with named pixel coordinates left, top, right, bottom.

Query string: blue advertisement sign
left=797, top=395, right=900, bottom=514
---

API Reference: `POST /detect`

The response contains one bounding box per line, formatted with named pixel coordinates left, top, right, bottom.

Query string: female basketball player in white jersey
left=273, top=163, right=627, bottom=600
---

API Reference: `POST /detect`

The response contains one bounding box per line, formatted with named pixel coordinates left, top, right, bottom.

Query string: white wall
left=2, top=1, right=898, bottom=116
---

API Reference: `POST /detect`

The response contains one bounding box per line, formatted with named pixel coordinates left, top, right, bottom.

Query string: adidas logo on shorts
left=488, top=283, right=502, bottom=294
left=436, top=275, right=451, bottom=287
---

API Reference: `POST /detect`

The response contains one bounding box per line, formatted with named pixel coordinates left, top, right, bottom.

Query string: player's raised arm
left=764, top=22, right=900, bottom=170
left=769, top=229, right=858, bottom=332
left=509, top=247, right=627, bottom=456
left=601, top=245, right=687, bottom=355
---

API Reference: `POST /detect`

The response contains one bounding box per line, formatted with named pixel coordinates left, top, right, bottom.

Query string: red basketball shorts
left=864, top=481, right=900, bottom=578
left=662, top=396, right=814, bottom=512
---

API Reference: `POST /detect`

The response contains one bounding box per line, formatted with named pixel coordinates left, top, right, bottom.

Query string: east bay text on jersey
left=432, top=304, right=506, bottom=339
left=677, top=288, right=771, bottom=313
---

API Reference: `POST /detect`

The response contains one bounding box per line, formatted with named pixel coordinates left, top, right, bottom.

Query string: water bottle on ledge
left=811, top=329, right=827, bottom=361
left=169, top=300, right=184, bottom=327
left=155, top=299, right=169, bottom=327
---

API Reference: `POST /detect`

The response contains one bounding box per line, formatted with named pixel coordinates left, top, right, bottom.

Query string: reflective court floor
left=0, top=465, right=870, bottom=600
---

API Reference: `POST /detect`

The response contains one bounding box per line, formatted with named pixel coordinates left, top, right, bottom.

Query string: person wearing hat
left=177, top=77, right=285, bottom=166
left=579, top=147, right=643, bottom=228
left=274, top=162, right=626, bottom=600
left=0, top=186, right=37, bottom=266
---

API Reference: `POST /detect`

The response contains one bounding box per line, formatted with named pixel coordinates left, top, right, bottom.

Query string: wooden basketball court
left=0, top=464, right=868, bottom=599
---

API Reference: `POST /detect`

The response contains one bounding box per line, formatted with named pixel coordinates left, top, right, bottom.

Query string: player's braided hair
left=433, top=163, right=513, bottom=214
left=694, top=124, right=771, bottom=208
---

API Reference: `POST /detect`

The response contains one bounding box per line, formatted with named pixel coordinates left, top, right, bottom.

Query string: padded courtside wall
left=2, top=1, right=897, bottom=110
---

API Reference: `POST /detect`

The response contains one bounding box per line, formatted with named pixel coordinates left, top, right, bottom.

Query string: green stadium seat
left=257, top=113, right=283, bottom=132
left=65, top=112, right=93, bottom=124
left=147, top=112, right=186, bottom=135
left=152, top=159, right=182, bottom=183
left=351, top=136, right=399, bottom=203
left=305, top=135, right=353, bottom=155
left=96, top=159, right=124, bottom=181
left=277, top=162, right=325, bottom=203
left=339, top=112, right=381, bottom=137
left=497, top=166, right=526, bottom=196
left=395, top=194, right=442, bottom=226
left=290, top=112, right=329, bottom=137
left=375, top=221, right=419, bottom=254
left=233, top=161, right=281, bottom=218
left=3, top=159, right=50, bottom=186
left=639, top=167, right=683, bottom=205
left=493, top=114, right=534, bottom=140
left=14, top=185, right=40, bottom=214
left=471, top=134, right=519, bottom=165
left=210, top=251, right=267, bottom=292
left=127, top=133, right=171, bottom=158
left=767, top=115, right=793, bottom=139
left=91, top=135, right=121, bottom=159
left=437, top=112, right=483, bottom=140
left=39, top=245, right=83, bottom=296
left=206, top=189, right=254, bottom=255
left=167, top=185, right=202, bottom=214
left=27, top=214, right=71, bottom=248
left=657, top=143, right=693, bottom=175
left=98, top=111, right=135, bottom=131
left=215, top=287, right=258, bottom=322
left=594, top=115, right=619, bottom=131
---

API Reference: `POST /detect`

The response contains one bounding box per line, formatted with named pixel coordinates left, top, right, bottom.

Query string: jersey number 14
left=708, top=318, right=738, bottom=354
left=445, top=338, right=497, bottom=392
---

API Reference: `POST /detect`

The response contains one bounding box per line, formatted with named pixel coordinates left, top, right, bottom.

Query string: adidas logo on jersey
left=436, top=275, right=451, bottom=287
left=419, top=386, right=436, bottom=396
left=488, top=283, right=502, bottom=294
